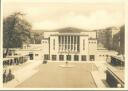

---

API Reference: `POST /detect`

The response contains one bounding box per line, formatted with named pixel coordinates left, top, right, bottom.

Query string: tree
left=104, top=28, right=113, bottom=50
left=3, top=12, right=32, bottom=57
left=97, top=28, right=113, bottom=50
left=113, top=25, right=125, bottom=54
left=120, top=25, right=125, bottom=54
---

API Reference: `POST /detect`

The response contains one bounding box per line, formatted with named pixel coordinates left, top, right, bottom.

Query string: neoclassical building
left=7, top=27, right=118, bottom=62
left=41, top=27, right=116, bottom=61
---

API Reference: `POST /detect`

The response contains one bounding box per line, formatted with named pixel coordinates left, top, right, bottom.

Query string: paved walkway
left=91, top=62, right=108, bottom=88
left=4, top=60, right=42, bottom=88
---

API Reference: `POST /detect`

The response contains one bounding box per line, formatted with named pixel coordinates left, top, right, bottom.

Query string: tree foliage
left=3, top=12, right=32, bottom=56
left=3, top=12, right=32, bottom=48
left=113, top=25, right=125, bottom=54
left=97, top=28, right=113, bottom=50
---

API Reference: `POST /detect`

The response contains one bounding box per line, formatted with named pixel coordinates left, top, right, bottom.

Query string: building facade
left=4, top=27, right=118, bottom=62
left=41, top=27, right=101, bottom=61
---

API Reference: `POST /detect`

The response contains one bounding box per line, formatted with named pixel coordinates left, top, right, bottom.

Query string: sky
left=3, top=0, right=125, bottom=30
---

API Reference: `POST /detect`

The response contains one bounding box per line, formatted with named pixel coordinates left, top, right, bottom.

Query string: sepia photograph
left=2, top=0, right=126, bottom=89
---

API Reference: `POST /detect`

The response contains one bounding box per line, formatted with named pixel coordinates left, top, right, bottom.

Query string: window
left=44, top=54, right=49, bottom=60
left=29, top=54, right=33, bottom=60
left=65, top=36, right=67, bottom=44
left=74, top=36, right=76, bottom=44
left=65, top=36, right=67, bottom=50
left=66, top=55, right=71, bottom=61
left=35, top=54, right=39, bottom=56
left=81, top=55, right=86, bottom=61
left=52, top=55, right=56, bottom=61
left=59, top=36, right=61, bottom=44
left=62, top=36, right=64, bottom=44
left=90, top=55, right=95, bottom=61
left=83, top=39, right=85, bottom=50
left=71, top=36, right=73, bottom=44
left=68, top=36, right=70, bottom=44
left=77, top=36, right=80, bottom=51
left=71, top=36, right=73, bottom=50
left=53, top=39, right=55, bottom=50
left=59, top=55, right=64, bottom=61
left=74, top=55, right=79, bottom=61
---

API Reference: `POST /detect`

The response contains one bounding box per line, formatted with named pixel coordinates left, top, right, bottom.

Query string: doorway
left=29, top=54, right=33, bottom=60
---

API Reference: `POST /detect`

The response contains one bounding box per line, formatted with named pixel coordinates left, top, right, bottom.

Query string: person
left=7, top=69, right=15, bottom=81
left=3, top=70, right=7, bottom=83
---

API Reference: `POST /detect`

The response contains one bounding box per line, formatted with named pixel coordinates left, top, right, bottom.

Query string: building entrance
left=29, top=54, right=33, bottom=60
left=66, top=55, right=71, bottom=61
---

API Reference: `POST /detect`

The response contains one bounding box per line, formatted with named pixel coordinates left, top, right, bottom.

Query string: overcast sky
left=3, top=0, right=125, bottom=30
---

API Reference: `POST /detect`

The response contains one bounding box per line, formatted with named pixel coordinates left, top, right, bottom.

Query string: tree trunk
left=4, top=47, right=9, bottom=58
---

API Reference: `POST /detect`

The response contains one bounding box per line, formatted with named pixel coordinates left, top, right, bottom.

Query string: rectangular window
left=66, top=55, right=71, bottom=61
left=74, top=36, right=76, bottom=44
left=65, top=36, right=67, bottom=44
left=59, top=55, right=64, bottom=61
left=71, top=44, right=73, bottom=50
left=90, top=55, right=95, bottom=61
left=74, top=55, right=79, bottom=61
left=81, top=55, right=86, bottom=61
left=59, top=36, right=61, bottom=44
left=44, top=54, right=49, bottom=60
left=83, top=39, right=85, bottom=50
left=35, top=54, right=39, bottom=56
left=77, top=36, right=80, bottom=51
left=65, top=36, right=67, bottom=50
left=77, top=36, right=80, bottom=44
left=77, top=44, right=80, bottom=52
left=53, top=39, right=55, bottom=50
left=71, top=36, right=73, bottom=50
left=52, top=55, right=56, bottom=61
left=62, top=36, right=64, bottom=44
left=71, top=36, right=73, bottom=44
left=68, top=36, right=70, bottom=49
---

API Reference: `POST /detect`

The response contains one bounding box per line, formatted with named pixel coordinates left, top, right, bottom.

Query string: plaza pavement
left=17, top=62, right=98, bottom=88
left=4, top=60, right=42, bottom=88
left=4, top=61, right=110, bottom=88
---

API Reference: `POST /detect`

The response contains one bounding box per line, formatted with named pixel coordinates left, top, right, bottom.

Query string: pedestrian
left=3, top=70, right=7, bottom=83
left=7, top=69, right=15, bottom=81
